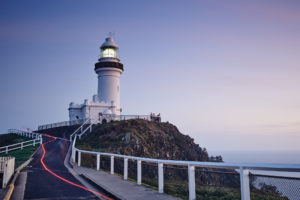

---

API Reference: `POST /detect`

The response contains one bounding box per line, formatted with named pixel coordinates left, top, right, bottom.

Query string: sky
left=0, top=0, right=300, bottom=155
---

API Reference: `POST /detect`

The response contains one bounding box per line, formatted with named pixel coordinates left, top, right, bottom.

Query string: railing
left=1, top=130, right=42, bottom=154
left=0, top=139, right=41, bottom=154
left=71, top=135, right=300, bottom=200
left=69, top=118, right=91, bottom=141
left=38, top=119, right=85, bottom=131
left=118, top=114, right=151, bottom=121
left=8, top=129, right=40, bottom=139
left=38, top=114, right=152, bottom=132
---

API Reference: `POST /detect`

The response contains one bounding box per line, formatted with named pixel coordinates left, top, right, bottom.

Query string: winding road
left=22, top=135, right=111, bottom=200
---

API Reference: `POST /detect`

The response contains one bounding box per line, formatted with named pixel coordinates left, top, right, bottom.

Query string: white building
left=68, top=37, right=124, bottom=121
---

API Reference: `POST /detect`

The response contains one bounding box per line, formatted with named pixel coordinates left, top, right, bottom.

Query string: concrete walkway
left=11, top=172, right=27, bottom=200
left=73, top=166, right=181, bottom=200
left=0, top=187, right=8, bottom=200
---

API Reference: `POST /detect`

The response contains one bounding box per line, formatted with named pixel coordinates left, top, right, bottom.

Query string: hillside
left=76, top=119, right=222, bottom=162
left=36, top=125, right=80, bottom=138
left=0, top=133, right=31, bottom=146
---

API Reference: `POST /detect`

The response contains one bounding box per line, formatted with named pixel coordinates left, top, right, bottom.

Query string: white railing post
left=158, top=162, right=164, bottom=193
left=40, top=136, right=43, bottom=144
left=137, top=160, right=142, bottom=185
left=78, top=151, right=81, bottom=166
left=33, top=140, right=35, bottom=146
left=21, top=142, right=23, bottom=150
left=188, top=165, right=196, bottom=200
left=5, top=146, right=8, bottom=154
left=97, top=154, right=100, bottom=171
left=240, top=167, right=250, bottom=200
left=124, top=158, right=128, bottom=180
left=72, top=149, right=76, bottom=163
left=110, top=156, right=114, bottom=174
left=89, top=124, right=92, bottom=132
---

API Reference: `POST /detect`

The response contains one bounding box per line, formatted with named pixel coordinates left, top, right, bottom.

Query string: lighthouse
left=68, top=37, right=124, bottom=121
left=95, top=37, right=124, bottom=115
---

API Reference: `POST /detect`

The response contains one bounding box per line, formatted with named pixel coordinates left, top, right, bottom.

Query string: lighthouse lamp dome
left=100, top=37, right=118, bottom=59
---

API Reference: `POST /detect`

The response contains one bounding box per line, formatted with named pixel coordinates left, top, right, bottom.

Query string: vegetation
left=36, top=125, right=80, bottom=138
left=76, top=119, right=221, bottom=161
left=0, top=145, right=39, bottom=169
left=0, top=133, right=31, bottom=147
left=73, top=119, right=289, bottom=200
left=0, top=133, right=40, bottom=169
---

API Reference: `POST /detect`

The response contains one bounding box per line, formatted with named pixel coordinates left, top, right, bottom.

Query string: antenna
left=108, top=31, right=116, bottom=38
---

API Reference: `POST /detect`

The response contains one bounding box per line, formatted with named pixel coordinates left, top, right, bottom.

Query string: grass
left=0, top=133, right=39, bottom=169
left=0, top=133, right=31, bottom=147
left=0, top=144, right=40, bottom=169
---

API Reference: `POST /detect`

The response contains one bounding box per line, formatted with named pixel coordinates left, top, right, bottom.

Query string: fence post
left=158, top=162, right=164, bottom=193
left=124, top=158, right=128, bottom=180
left=5, top=146, right=8, bottom=154
left=97, top=154, right=100, bottom=171
left=137, top=160, right=142, bottom=185
left=21, top=142, right=23, bottom=150
left=78, top=151, right=81, bottom=166
left=188, top=165, right=196, bottom=200
left=40, top=136, right=43, bottom=144
left=110, top=156, right=114, bottom=174
left=89, top=124, right=92, bottom=132
left=72, top=149, right=76, bottom=163
left=33, top=140, right=35, bottom=146
left=240, top=167, right=250, bottom=200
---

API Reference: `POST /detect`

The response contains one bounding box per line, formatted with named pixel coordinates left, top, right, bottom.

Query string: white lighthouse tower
left=68, top=37, right=124, bottom=121
left=95, top=37, right=124, bottom=115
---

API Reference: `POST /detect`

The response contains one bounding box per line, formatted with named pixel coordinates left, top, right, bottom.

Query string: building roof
left=100, top=37, right=119, bottom=50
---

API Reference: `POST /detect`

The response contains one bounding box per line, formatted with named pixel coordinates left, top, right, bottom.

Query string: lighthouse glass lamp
left=101, top=48, right=117, bottom=58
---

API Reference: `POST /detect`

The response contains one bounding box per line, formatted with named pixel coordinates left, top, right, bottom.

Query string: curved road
left=23, top=136, right=100, bottom=200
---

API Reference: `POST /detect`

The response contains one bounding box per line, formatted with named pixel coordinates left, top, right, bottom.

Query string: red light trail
left=40, top=135, right=113, bottom=200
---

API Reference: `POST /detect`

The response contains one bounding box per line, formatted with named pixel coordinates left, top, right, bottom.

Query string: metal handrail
left=73, top=147, right=300, bottom=173
left=70, top=118, right=91, bottom=141
left=71, top=135, right=300, bottom=200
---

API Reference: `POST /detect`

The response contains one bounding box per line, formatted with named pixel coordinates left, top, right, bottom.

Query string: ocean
left=210, top=150, right=300, bottom=200
left=210, top=150, right=300, bottom=164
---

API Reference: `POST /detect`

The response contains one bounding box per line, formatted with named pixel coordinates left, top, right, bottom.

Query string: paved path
left=0, top=187, right=8, bottom=200
left=11, top=172, right=27, bottom=200
left=23, top=137, right=99, bottom=200
left=73, top=166, right=181, bottom=200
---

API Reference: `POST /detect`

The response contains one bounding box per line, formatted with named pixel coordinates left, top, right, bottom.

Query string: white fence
left=0, top=157, right=15, bottom=188
left=70, top=134, right=300, bottom=200
left=38, top=119, right=85, bottom=131
left=0, top=129, right=43, bottom=154
left=38, top=115, right=152, bottom=131
left=8, top=129, right=40, bottom=139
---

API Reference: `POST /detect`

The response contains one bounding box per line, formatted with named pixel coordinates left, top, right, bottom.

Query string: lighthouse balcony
left=95, top=61, right=124, bottom=71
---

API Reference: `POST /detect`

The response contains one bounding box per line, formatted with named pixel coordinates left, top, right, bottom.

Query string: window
left=101, top=48, right=117, bottom=58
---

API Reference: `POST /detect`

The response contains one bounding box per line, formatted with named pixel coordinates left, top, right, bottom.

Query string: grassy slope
left=0, top=145, right=39, bottom=169
left=0, top=133, right=40, bottom=169
left=76, top=119, right=217, bottom=162
left=36, top=125, right=80, bottom=138
left=0, top=134, right=31, bottom=147
left=75, top=119, right=289, bottom=200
